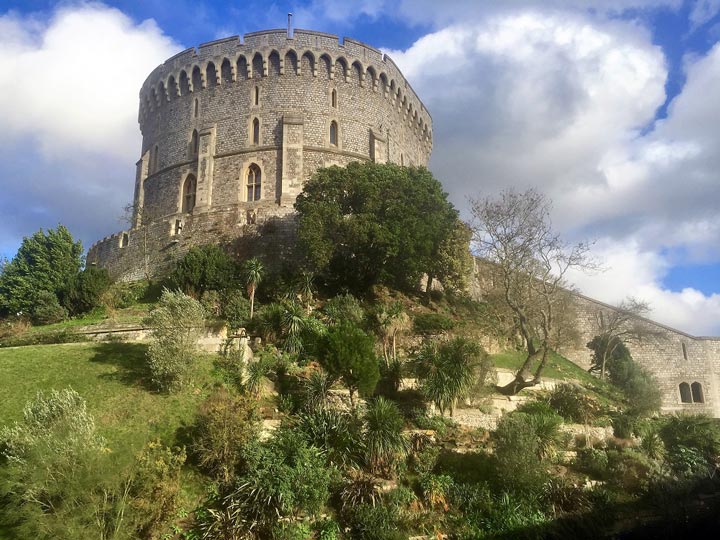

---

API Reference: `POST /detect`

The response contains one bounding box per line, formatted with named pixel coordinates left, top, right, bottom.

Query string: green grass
left=0, top=342, right=216, bottom=457
left=491, top=349, right=625, bottom=406
left=24, top=304, right=151, bottom=335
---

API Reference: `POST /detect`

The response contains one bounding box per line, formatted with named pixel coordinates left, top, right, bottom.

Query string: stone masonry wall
left=88, top=29, right=432, bottom=280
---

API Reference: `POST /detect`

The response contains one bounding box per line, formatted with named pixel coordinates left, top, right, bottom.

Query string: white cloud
left=689, top=0, right=720, bottom=30
left=387, top=10, right=720, bottom=334
left=0, top=3, right=181, bottom=254
left=0, top=3, right=180, bottom=159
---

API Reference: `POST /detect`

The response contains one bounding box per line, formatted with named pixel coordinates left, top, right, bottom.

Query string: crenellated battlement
left=138, top=29, right=432, bottom=147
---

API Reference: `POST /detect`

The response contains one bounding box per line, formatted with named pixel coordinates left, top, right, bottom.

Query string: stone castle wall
left=88, top=29, right=432, bottom=280
left=558, top=293, right=720, bottom=417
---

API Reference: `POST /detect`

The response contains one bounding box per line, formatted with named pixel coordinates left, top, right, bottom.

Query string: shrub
left=296, top=408, right=365, bottom=468
left=62, top=267, right=112, bottom=316
left=192, top=389, right=260, bottom=482
left=220, top=289, right=251, bottom=330
left=412, top=312, right=454, bottom=335
left=322, top=293, right=365, bottom=326
left=413, top=337, right=492, bottom=416
left=227, top=428, right=333, bottom=532
left=576, top=448, right=610, bottom=479
left=339, top=469, right=383, bottom=509
left=611, top=412, right=637, bottom=439
left=659, top=415, right=720, bottom=477
left=364, top=397, right=409, bottom=477
left=167, top=244, right=238, bottom=297
left=344, top=502, right=408, bottom=540
left=420, top=473, right=454, bottom=510
left=548, top=384, right=600, bottom=424
left=130, top=440, right=187, bottom=539
left=493, top=412, right=548, bottom=493
left=102, top=280, right=148, bottom=309
left=200, top=289, right=222, bottom=316
left=31, top=289, right=67, bottom=324
left=145, top=289, right=205, bottom=392
left=318, top=321, right=379, bottom=407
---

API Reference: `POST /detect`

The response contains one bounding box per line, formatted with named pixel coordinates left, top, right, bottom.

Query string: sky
left=0, top=0, right=719, bottom=334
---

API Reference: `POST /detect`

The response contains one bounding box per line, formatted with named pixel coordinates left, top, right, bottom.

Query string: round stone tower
left=88, top=29, right=433, bottom=280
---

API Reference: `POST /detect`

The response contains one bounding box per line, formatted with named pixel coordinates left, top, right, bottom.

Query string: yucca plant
left=364, top=397, right=409, bottom=477
left=242, top=257, right=264, bottom=320
left=303, top=369, right=333, bottom=411
left=339, top=469, right=382, bottom=509
left=296, top=407, right=365, bottom=468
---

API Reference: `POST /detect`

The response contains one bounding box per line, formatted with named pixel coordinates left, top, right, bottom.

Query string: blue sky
left=1, top=0, right=719, bottom=333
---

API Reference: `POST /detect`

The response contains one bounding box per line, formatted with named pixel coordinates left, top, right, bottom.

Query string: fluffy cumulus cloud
left=385, top=9, right=720, bottom=334
left=0, top=3, right=180, bottom=255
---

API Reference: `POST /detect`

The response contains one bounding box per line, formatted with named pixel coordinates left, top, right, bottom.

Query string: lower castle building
left=88, top=29, right=720, bottom=418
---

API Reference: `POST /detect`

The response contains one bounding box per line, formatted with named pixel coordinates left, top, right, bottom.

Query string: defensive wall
left=88, top=29, right=432, bottom=279
left=559, top=293, right=720, bottom=417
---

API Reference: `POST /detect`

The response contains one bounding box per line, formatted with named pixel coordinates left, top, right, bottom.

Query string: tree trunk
left=249, top=287, right=255, bottom=319
left=497, top=350, right=542, bottom=395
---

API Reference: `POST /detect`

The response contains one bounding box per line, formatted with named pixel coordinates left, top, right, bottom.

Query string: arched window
left=679, top=382, right=692, bottom=403
left=331, top=89, right=337, bottom=108
left=691, top=382, right=704, bottom=403
left=254, top=86, right=260, bottom=106
left=247, top=164, right=261, bottom=202
left=329, top=121, right=338, bottom=146
left=182, top=174, right=196, bottom=213
left=252, top=118, right=260, bottom=145
left=190, top=129, right=199, bottom=158
left=194, top=98, right=199, bottom=118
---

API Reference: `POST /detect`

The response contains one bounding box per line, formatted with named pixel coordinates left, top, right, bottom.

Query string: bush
left=364, top=397, right=409, bottom=477
left=412, top=312, right=454, bottom=335
left=272, top=522, right=312, bottom=540
left=221, top=289, right=251, bottom=330
left=413, top=337, right=492, bottom=416
left=296, top=408, right=365, bottom=468
left=344, top=502, right=408, bottom=540
left=62, top=267, right=112, bottom=316
left=548, top=384, right=600, bottom=424
left=659, top=415, right=720, bottom=477
left=322, top=293, right=365, bottom=326
left=493, top=412, right=548, bottom=493
left=576, top=448, right=610, bottom=478
left=31, top=290, right=67, bottom=325
left=192, top=389, right=260, bottom=482
left=145, top=289, right=205, bottom=392
left=130, top=440, right=187, bottom=539
left=102, top=280, right=149, bottom=309
left=318, top=321, right=379, bottom=406
left=226, top=428, right=333, bottom=533
left=167, top=244, right=238, bottom=297
left=611, top=412, right=637, bottom=439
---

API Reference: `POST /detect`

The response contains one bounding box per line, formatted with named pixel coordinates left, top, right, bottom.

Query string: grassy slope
left=491, top=349, right=625, bottom=405
left=0, top=341, right=215, bottom=459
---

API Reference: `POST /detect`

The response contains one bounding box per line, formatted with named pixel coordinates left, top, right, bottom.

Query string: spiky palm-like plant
left=243, top=258, right=264, bottom=320
left=303, top=370, right=333, bottom=411
left=363, top=397, right=408, bottom=477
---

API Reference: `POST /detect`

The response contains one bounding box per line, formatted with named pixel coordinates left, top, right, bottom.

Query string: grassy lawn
left=0, top=342, right=217, bottom=459
left=491, top=349, right=625, bottom=405
left=23, top=304, right=152, bottom=335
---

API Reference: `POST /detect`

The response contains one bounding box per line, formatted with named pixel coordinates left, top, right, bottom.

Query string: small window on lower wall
left=679, top=382, right=692, bottom=403
left=679, top=381, right=705, bottom=404
left=691, top=382, right=704, bottom=403
left=119, top=232, right=129, bottom=248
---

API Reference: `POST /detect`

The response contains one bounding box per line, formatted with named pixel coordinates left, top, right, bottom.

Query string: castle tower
left=88, top=29, right=433, bottom=280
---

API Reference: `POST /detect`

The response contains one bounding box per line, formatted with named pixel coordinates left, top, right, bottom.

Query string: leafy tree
left=62, top=267, right=112, bottom=316
left=31, top=290, right=68, bottom=325
left=295, top=162, right=459, bottom=292
left=363, top=397, right=408, bottom=477
left=243, top=257, right=264, bottom=319
left=318, top=321, right=379, bottom=407
left=167, top=244, right=238, bottom=297
left=0, top=225, right=82, bottom=318
left=413, top=337, right=491, bottom=416
left=587, top=298, right=655, bottom=380
left=470, top=189, right=595, bottom=395
left=587, top=336, right=661, bottom=416
left=144, top=289, right=205, bottom=392
left=425, top=219, right=474, bottom=295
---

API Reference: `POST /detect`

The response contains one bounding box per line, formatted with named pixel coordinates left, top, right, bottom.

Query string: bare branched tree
left=470, top=189, right=597, bottom=395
